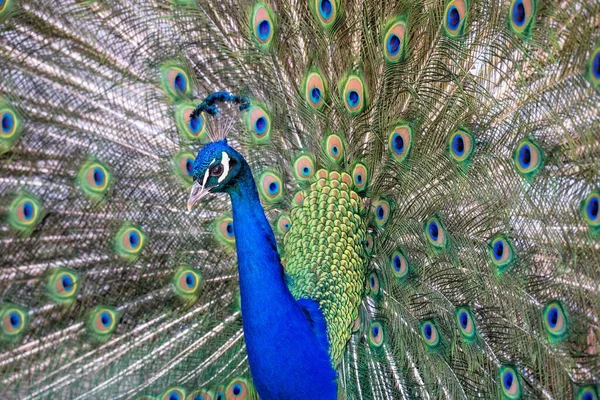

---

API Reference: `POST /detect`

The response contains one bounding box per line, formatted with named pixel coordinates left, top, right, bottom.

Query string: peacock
left=1, top=0, right=599, bottom=398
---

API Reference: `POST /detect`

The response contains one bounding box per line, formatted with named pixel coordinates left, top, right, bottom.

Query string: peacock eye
left=210, top=164, right=224, bottom=177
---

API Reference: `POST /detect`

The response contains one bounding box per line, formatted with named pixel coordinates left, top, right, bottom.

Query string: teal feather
left=0, top=0, right=599, bottom=398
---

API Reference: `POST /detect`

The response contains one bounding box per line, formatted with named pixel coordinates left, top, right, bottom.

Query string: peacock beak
left=187, top=180, right=211, bottom=212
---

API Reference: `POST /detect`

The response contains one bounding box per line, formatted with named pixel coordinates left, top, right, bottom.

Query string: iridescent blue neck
left=224, top=158, right=337, bottom=399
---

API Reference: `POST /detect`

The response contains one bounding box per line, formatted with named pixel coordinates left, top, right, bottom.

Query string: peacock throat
left=283, top=169, right=368, bottom=364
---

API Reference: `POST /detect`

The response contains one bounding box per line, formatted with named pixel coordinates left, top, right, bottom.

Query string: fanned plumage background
left=0, top=0, right=599, bottom=399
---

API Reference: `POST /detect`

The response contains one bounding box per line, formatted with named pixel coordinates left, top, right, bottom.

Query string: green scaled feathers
left=283, top=169, right=367, bottom=364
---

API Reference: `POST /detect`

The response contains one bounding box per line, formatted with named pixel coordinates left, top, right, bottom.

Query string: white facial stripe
left=202, top=168, right=210, bottom=189
left=218, top=152, right=230, bottom=183
left=209, top=158, right=218, bottom=167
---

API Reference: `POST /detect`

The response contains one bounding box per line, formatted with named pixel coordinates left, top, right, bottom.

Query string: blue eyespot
left=129, top=231, right=139, bottom=247
left=310, top=87, right=321, bottom=103
left=447, top=6, right=460, bottom=30
left=429, top=222, right=439, bottom=241
left=393, top=255, right=401, bottom=271
left=22, top=201, right=33, bottom=220
left=347, top=90, right=359, bottom=107
left=185, top=160, right=193, bottom=175
left=9, top=312, right=21, bottom=329
left=513, top=0, right=525, bottom=26
left=377, top=205, right=385, bottom=220
left=2, top=112, right=13, bottom=133
left=387, top=34, right=401, bottom=56
left=194, top=396, right=204, bottom=400
left=268, top=181, right=279, bottom=195
left=185, top=273, right=195, bottom=287
left=258, top=20, right=271, bottom=40
left=594, top=53, right=600, bottom=79
left=503, top=371, right=514, bottom=390
left=547, top=307, right=558, bottom=328
left=226, top=222, right=234, bottom=237
left=255, top=116, right=267, bottom=134
left=356, top=174, right=363, bottom=183
left=319, top=0, right=332, bottom=19
left=452, top=134, right=465, bottom=156
left=93, top=168, right=105, bottom=186
left=372, top=324, right=379, bottom=337
left=588, top=197, right=599, bottom=220
left=169, top=394, right=180, bottom=400
left=331, top=146, right=339, bottom=155
left=493, top=241, right=504, bottom=261
left=518, top=144, right=531, bottom=168
left=61, top=275, right=74, bottom=292
left=232, top=384, right=242, bottom=396
left=100, top=312, right=112, bottom=328
left=583, top=393, right=594, bottom=400
left=188, top=115, right=202, bottom=134
left=459, top=311, right=468, bottom=329
left=392, top=133, right=405, bottom=154
left=424, top=323, right=432, bottom=339
left=174, top=73, right=186, bottom=94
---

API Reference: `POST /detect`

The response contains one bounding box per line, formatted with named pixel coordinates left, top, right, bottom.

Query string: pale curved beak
left=187, top=181, right=211, bottom=212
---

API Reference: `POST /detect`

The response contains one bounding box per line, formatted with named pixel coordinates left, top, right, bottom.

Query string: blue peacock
left=1, top=0, right=600, bottom=399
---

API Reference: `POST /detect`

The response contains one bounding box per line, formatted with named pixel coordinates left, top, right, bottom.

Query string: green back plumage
left=1, top=0, right=600, bottom=399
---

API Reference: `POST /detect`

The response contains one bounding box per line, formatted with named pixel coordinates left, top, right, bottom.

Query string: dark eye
left=210, top=164, right=224, bottom=176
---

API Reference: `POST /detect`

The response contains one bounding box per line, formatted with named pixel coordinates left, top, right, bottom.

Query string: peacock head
left=187, top=139, right=243, bottom=211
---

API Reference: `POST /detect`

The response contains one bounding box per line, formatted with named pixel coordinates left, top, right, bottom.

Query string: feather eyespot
left=448, top=128, right=474, bottom=166
left=0, top=103, right=22, bottom=153
left=276, top=214, right=291, bottom=235
left=214, top=216, right=235, bottom=246
left=87, top=306, right=118, bottom=338
left=215, top=391, right=225, bottom=400
left=341, top=75, right=366, bottom=115
left=489, top=234, right=515, bottom=272
left=367, top=272, right=380, bottom=296
left=444, top=0, right=468, bottom=37
left=368, top=321, right=384, bottom=347
left=161, top=387, right=186, bottom=400
left=293, top=191, right=305, bottom=207
left=509, top=0, right=536, bottom=36
left=78, top=161, right=111, bottom=198
left=8, top=194, right=41, bottom=232
left=391, top=249, right=409, bottom=280
left=421, top=320, right=440, bottom=348
left=246, top=106, right=271, bottom=142
left=513, top=139, right=544, bottom=178
left=352, top=163, right=368, bottom=191
left=500, top=366, right=521, bottom=399
left=160, top=64, right=192, bottom=98
left=425, top=216, right=447, bottom=249
left=175, top=104, right=208, bottom=142
left=543, top=301, right=568, bottom=341
left=388, top=123, right=413, bottom=162
left=47, top=268, right=79, bottom=303
left=373, top=199, right=391, bottom=228
left=365, top=233, right=375, bottom=255
left=226, top=378, right=253, bottom=399
left=173, top=266, right=202, bottom=298
left=1, top=304, right=28, bottom=340
left=324, top=134, right=345, bottom=163
left=383, top=18, right=408, bottom=63
left=173, top=152, right=195, bottom=183
left=578, top=387, right=598, bottom=400
left=313, top=0, right=339, bottom=29
left=582, top=191, right=600, bottom=231
left=252, top=4, right=275, bottom=49
left=304, top=71, right=327, bottom=109
left=258, top=171, right=283, bottom=203
left=114, top=224, right=146, bottom=259
left=189, top=390, right=213, bottom=400
left=589, top=47, right=600, bottom=88
left=456, top=307, right=476, bottom=342
left=293, top=154, right=315, bottom=181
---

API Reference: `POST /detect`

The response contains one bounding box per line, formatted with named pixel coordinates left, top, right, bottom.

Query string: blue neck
left=224, top=159, right=337, bottom=399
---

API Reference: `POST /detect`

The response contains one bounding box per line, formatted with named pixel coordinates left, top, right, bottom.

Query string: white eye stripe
left=218, top=152, right=230, bottom=183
